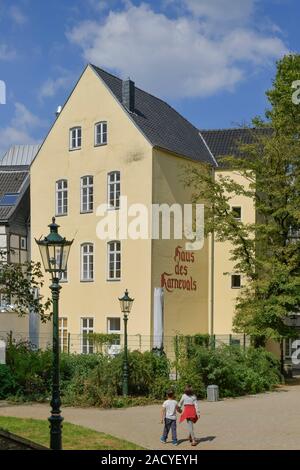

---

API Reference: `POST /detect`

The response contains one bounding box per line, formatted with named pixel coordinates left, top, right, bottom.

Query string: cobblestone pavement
left=0, top=382, right=300, bottom=450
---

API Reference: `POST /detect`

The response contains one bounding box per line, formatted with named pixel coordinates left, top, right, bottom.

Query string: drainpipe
left=210, top=168, right=215, bottom=337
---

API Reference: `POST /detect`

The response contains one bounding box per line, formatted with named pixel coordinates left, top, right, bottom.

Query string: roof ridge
left=200, top=127, right=272, bottom=132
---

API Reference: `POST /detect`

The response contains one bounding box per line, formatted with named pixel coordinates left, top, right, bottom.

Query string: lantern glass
left=119, top=290, right=134, bottom=315
left=35, top=218, right=73, bottom=278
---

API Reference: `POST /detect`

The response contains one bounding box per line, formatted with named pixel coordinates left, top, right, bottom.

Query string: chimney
left=55, top=105, right=62, bottom=118
left=122, top=78, right=135, bottom=112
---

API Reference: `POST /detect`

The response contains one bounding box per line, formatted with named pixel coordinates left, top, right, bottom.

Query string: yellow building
left=30, top=64, right=220, bottom=354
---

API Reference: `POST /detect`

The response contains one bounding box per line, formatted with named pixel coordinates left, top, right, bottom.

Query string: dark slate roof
left=0, top=167, right=29, bottom=222
left=91, top=65, right=216, bottom=166
left=201, top=128, right=273, bottom=161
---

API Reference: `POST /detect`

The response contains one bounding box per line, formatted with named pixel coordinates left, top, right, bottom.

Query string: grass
left=0, top=416, right=144, bottom=450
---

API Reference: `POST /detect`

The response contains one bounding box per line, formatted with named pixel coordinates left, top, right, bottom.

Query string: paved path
left=1, top=383, right=300, bottom=450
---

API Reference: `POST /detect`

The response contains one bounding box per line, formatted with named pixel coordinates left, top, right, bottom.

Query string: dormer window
left=95, top=121, right=107, bottom=146
left=69, top=127, right=82, bottom=150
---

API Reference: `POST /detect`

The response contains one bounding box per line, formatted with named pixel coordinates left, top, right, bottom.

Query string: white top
left=162, top=399, right=178, bottom=420
left=179, top=394, right=199, bottom=414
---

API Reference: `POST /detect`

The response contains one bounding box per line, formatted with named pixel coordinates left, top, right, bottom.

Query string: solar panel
left=0, top=193, right=19, bottom=206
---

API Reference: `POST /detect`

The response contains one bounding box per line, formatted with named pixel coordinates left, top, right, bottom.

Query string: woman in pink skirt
left=179, top=385, right=200, bottom=446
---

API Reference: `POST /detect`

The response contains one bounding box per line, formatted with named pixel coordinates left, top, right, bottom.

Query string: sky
left=0, top=0, right=299, bottom=156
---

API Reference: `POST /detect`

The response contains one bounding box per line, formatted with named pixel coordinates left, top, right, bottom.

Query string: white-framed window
left=20, top=237, right=27, bottom=250
left=107, top=241, right=121, bottom=281
left=107, top=317, right=121, bottom=355
left=0, top=293, right=9, bottom=309
left=81, top=243, right=94, bottom=281
left=60, top=269, right=68, bottom=282
left=107, top=171, right=120, bottom=209
left=56, top=180, right=68, bottom=216
left=59, top=317, right=68, bottom=353
left=69, top=126, right=82, bottom=150
left=81, top=176, right=94, bottom=213
left=81, top=317, right=94, bottom=354
left=95, top=121, right=108, bottom=146
left=232, top=206, right=242, bottom=221
left=231, top=274, right=241, bottom=289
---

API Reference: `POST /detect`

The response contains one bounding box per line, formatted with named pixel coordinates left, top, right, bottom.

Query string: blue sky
left=0, top=0, right=299, bottom=156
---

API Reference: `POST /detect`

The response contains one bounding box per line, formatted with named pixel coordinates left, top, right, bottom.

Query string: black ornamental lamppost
left=35, top=218, right=73, bottom=450
left=118, top=289, right=134, bottom=397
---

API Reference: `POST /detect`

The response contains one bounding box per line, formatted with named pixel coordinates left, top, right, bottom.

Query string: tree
left=185, top=54, right=300, bottom=348
left=0, top=249, right=51, bottom=322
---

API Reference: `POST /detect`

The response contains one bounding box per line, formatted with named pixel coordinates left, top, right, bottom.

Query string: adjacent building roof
left=201, top=128, right=273, bottom=161
left=0, top=167, right=29, bottom=222
left=0, top=144, right=41, bottom=167
left=91, top=65, right=217, bottom=166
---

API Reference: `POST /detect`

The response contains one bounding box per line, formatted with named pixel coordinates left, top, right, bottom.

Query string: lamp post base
left=49, top=414, right=63, bottom=450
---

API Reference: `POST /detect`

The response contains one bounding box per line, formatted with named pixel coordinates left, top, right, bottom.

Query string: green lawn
left=0, top=416, right=143, bottom=450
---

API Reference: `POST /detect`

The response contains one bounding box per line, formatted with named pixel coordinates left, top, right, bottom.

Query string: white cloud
left=67, top=2, right=287, bottom=99
left=0, top=44, right=17, bottom=61
left=182, top=0, right=256, bottom=24
left=9, top=5, right=28, bottom=25
left=38, top=70, right=75, bottom=102
left=0, top=103, right=46, bottom=157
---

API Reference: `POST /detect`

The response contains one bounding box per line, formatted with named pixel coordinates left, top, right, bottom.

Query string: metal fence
left=0, top=330, right=251, bottom=361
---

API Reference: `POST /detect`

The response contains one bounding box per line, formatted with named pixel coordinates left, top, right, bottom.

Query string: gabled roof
left=0, top=144, right=41, bottom=167
left=201, top=128, right=273, bottom=161
left=0, top=166, right=29, bottom=222
left=91, top=65, right=216, bottom=166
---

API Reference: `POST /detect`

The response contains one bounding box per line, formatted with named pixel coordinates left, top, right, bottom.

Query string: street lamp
left=119, top=289, right=134, bottom=397
left=35, top=218, right=73, bottom=450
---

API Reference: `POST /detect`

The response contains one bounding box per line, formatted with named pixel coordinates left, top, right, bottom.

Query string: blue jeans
left=162, top=418, right=177, bottom=441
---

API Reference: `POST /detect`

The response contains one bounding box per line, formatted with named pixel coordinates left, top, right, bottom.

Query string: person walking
left=179, top=385, right=200, bottom=446
left=160, top=390, right=179, bottom=445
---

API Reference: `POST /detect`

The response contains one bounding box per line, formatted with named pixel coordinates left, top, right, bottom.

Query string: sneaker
left=172, top=440, right=178, bottom=446
left=160, top=437, right=167, bottom=444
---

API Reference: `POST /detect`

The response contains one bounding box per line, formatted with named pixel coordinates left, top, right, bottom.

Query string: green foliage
left=188, top=345, right=281, bottom=397
left=3, top=341, right=281, bottom=406
left=0, top=365, right=16, bottom=399
left=184, top=54, right=300, bottom=342
left=6, top=341, right=52, bottom=400
left=0, top=258, right=51, bottom=321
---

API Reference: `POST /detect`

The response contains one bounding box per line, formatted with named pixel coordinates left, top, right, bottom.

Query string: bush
left=0, top=365, right=16, bottom=399
left=3, top=340, right=281, bottom=406
left=190, top=345, right=281, bottom=397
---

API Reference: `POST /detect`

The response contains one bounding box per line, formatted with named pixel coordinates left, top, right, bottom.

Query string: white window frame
left=81, top=317, right=94, bottom=354
left=20, top=237, right=27, bottom=250
left=80, top=176, right=94, bottom=213
left=107, top=317, right=121, bottom=355
left=59, top=317, right=68, bottom=353
left=81, top=243, right=94, bottom=281
left=107, top=241, right=121, bottom=281
left=232, top=206, right=242, bottom=221
left=95, top=121, right=108, bottom=146
left=56, top=180, right=68, bottom=216
left=107, top=171, right=120, bottom=210
left=231, top=274, right=241, bottom=289
left=69, top=126, right=82, bottom=150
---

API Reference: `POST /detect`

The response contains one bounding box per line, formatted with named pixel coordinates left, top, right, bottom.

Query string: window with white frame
left=59, top=317, right=68, bottom=353
left=56, top=180, right=68, bottom=216
left=231, top=274, right=241, bottom=289
left=69, top=126, right=82, bottom=150
left=107, top=171, right=120, bottom=210
left=95, top=121, right=108, bottom=146
left=81, top=317, right=94, bottom=354
left=81, top=176, right=94, bottom=213
left=232, top=206, right=242, bottom=221
left=107, top=317, right=121, bottom=354
left=107, top=241, right=121, bottom=280
left=20, top=237, right=27, bottom=250
left=81, top=243, right=94, bottom=281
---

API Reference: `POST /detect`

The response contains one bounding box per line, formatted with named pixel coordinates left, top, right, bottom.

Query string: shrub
left=0, top=365, right=16, bottom=399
